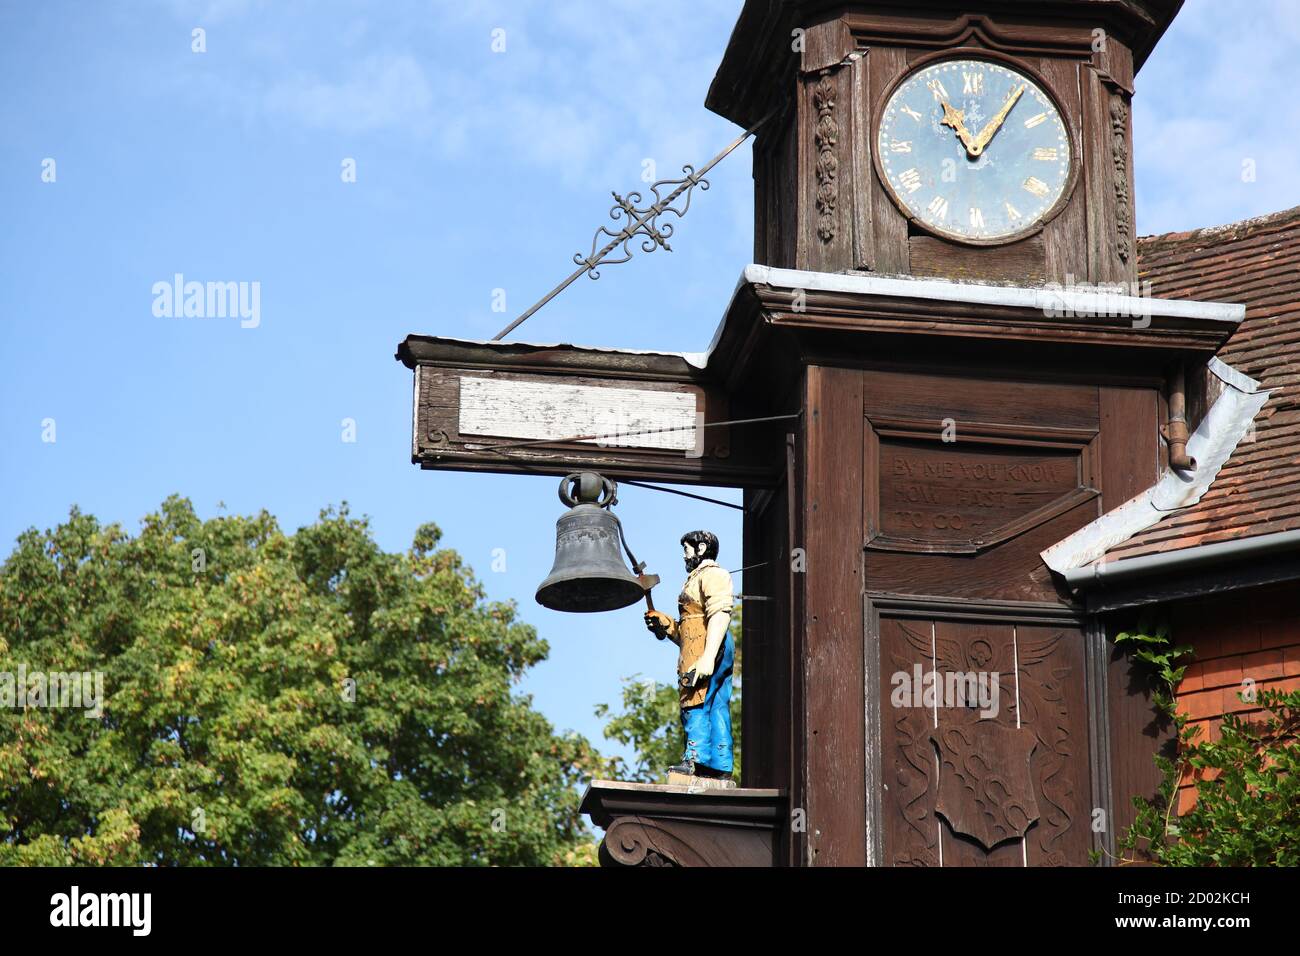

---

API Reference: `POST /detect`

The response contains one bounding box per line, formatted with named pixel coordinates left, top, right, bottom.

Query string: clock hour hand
left=970, top=84, right=1026, bottom=156
left=939, top=101, right=978, bottom=156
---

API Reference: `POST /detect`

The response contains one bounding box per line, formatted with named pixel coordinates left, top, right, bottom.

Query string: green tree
left=596, top=608, right=742, bottom=783
left=0, top=497, right=602, bottom=866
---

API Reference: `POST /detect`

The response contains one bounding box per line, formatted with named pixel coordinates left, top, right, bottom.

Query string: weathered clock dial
left=876, top=56, right=1074, bottom=245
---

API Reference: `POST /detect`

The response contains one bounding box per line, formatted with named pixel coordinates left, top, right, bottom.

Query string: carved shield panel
left=930, top=721, right=1039, bottom=850
left=877, top=616, right=1090, bottom=866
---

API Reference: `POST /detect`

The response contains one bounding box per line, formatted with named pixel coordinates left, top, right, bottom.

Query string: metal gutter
left=1062, top=528, right=1300, bottom=590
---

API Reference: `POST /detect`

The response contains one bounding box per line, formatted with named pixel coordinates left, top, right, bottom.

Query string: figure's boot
left=694, top=762, right=731, bottom=780
left=666, top=759, right=737, bottom=789
left=666, top=759, right=697, bottom=778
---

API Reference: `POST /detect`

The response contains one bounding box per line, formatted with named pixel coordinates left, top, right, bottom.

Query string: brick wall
left=1171, top=582, right=1300, bottom=814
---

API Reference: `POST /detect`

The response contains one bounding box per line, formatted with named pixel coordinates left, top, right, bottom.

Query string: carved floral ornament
left=813, top=70, right=840, bottom=242
left=1110, top=94, right=1132, bottom=263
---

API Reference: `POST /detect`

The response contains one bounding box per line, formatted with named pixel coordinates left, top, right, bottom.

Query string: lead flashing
left=741, top=264, right=1247, bottom=325
left=1041, top=359, right=1269, bottom=577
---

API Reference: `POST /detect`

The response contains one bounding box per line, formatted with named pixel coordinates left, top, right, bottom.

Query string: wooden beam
left=399, top=335, right=783, bottom=487
left=801, top=364, right=866, bottom=866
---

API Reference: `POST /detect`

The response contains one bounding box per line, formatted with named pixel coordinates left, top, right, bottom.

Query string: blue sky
left=1, top=0, right=1297, bottom=766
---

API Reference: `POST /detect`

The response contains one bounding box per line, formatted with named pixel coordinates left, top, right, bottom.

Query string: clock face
left=877, top=57, right=1073, bottom=244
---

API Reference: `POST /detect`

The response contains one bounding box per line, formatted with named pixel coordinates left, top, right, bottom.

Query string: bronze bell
left=536, top=472, right=647, bottom=613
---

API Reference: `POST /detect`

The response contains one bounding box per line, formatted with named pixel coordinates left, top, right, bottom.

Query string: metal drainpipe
left=1162, top=361, right=1196, bottom=471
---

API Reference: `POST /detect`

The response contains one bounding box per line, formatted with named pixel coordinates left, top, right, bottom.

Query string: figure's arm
left=644, top=610, right=680, bottom=645
left=686, top=566, right=734, bottom=683
left=689, top=610, right=730, bottom=682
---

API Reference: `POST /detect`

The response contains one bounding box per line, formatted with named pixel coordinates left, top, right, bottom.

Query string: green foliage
left=595, top=609, right=742, bottom=783
left=0, top=497, right=603, bottom=866
left=1109, top=613, right=1300, bottom=866
left=1113, top=614, right=1192, bottom=721
left=593, top=679, right=680, bottom=784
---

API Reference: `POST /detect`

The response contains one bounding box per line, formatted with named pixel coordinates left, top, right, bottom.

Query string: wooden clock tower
left=399, top=0, right=1248, bottom=866
left=711, top=0, right=1174, bottom=287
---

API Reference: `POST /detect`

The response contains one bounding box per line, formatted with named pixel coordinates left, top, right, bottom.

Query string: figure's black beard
left=684, top=554, right=703, bottom=573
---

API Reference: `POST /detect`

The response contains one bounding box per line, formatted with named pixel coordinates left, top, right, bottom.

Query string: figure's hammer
left=635, top=563, right=665, bottom=639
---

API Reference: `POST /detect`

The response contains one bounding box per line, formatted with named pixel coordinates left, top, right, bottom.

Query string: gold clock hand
left=970, top=84, right=1026, bottom=155
left=939, top=101, right=977, bottom=155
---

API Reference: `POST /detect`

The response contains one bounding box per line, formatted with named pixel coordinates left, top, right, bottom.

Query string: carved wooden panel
left=862, top=368, right=1100, bottom=602
left=910, top=234, right=1048, bottom=285
left=868, top=427, right=1094, bottom=554
left=1018, top=623, right=1091, bottom=866
left=877, top=613, right=1090, bottom=866
left=879, top=616, right=944, bottom=867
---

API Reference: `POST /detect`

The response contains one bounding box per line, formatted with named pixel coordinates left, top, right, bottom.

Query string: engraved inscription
left=877, top=438, right=1081, bottom=547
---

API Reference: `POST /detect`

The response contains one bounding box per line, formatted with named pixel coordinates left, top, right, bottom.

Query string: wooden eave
left=398, top=265, right=1242, bottom=400
left=396, top=335, right=712, bottom=384
left=713, top=266, right=1242, bottom=386
left=706, top=0, right=1183, bottom=129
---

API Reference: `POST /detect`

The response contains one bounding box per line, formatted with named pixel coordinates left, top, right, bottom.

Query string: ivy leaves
left=1110, top=611, right=1300, bottom=867
left=1114, top=614, right=1193, bottom=720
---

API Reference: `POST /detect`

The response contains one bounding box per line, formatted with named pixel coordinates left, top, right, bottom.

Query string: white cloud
left=152, top=0, right=743, bottom=190
left=1134, top=0, right=1300, bottom=234
left=264, top=54, right=434, bottom=135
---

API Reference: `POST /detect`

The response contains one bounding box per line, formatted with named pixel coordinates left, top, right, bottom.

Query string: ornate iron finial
left=491, top=108, right=777, bottom=341
left=574, top=166, right=704, bottom=277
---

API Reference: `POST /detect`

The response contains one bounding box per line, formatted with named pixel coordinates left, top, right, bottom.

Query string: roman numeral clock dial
left=876, top=57, right=1073, bottom=244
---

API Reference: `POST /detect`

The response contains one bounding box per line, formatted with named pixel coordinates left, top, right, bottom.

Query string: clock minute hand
left=971, top=84, right=1026, bottom=156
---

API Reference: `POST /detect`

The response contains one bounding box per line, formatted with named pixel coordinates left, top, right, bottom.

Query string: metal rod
left=617, top=479, right=744, bottom=511
left=462, top=412, right=799, bottom=452
left=490, top=108, right=778, bottom=341
left=490, top=264, right=594, bottom=343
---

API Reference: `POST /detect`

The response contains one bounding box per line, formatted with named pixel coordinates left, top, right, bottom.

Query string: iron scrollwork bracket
left=574, top=166, right=710, bottom=279
left=491, top=108, right=777, bottom=341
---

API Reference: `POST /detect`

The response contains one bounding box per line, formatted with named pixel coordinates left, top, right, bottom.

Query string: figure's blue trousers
left=680, top=633, right=735, bottom=773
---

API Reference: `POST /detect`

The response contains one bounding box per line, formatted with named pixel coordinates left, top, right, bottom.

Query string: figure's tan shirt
left=679, top=559, right=735, bottom=621
left=675, top=559, right=734, bottom=707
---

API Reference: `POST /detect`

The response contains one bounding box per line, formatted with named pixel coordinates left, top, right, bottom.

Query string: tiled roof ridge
left=1044, top=202, right=1300, bottom=570
left=1138, top=204, right=1300, bottom=252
